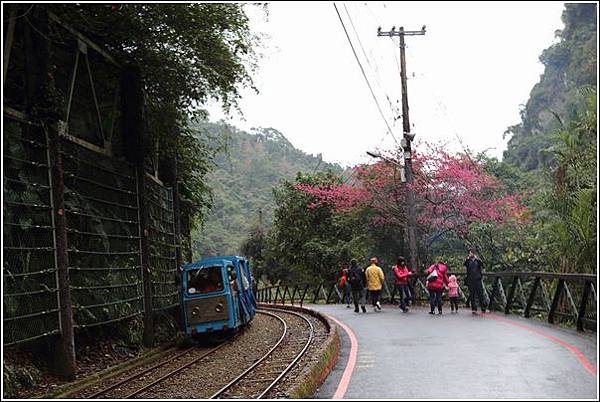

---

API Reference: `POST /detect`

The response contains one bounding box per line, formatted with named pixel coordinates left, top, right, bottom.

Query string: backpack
left=348, top=268, right=362, bottom=286
left=339, top=275, right=346, bottom=289
left=426, top=265, right=439, bottom=282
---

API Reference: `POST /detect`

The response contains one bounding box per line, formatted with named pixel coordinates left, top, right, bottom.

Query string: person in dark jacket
left=347, top=258, right=367, bottom=313
left=464, top=249, right=487, bottom=314
left=392, top=256, right=412, bottom=312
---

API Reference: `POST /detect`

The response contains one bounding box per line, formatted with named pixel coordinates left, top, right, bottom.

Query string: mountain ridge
left=191, top=121, right=344, bottom=258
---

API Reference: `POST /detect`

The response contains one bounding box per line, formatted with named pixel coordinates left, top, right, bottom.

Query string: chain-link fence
left=3, top=9, right=183, bottom=357
left=3, top=115, right=61, bottom=346
left=146, top=176, right=178, bottom=312
left=62, top=139, right=144, bottom=329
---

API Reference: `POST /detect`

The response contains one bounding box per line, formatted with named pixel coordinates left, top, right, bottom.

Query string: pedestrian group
left=337, top=249, right=488, bottom=315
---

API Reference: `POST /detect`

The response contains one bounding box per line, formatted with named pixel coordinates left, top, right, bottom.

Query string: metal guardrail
left=256, top=271, right=597, bottom=332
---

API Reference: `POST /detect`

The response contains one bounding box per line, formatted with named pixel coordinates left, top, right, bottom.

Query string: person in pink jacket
left=448, top=274, right=460, bottom=313
left=425, top=256, right=449, bottom=315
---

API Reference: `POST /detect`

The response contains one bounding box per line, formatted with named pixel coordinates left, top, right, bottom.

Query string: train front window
left=186, top=266, right=224, bottom=295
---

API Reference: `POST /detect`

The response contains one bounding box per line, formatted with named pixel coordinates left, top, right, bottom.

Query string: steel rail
left=256, top=308, right=315, bottom=399
left=209, top=310, right=288, bottom=399
left=123, top=338, right=234, bottom=399
left=87, top=345, right=196, bottom=398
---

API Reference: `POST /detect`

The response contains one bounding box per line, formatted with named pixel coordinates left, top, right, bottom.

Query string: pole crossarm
left=377, top=26, right=426, bottom=37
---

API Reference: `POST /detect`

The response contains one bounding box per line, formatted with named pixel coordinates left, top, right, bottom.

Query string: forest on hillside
left=190, top=122, right=344, bottom=258
left=503, top=3, right=597, bottom=171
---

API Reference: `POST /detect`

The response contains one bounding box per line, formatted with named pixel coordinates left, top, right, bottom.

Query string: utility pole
left=377, top=25, right=425, bottom=273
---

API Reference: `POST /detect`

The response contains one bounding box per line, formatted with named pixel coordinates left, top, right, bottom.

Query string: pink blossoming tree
left=295, top=143, right=527, bottom=253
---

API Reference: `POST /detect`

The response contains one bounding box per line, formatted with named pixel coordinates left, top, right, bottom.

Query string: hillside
left=503, top=3, right=597, bottom=171
left=191, top=122, right=344, bottom=258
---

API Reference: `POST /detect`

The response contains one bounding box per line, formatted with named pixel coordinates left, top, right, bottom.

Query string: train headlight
left=215, top=303, right=224, bottom=313
left=192, top=307, right=200, bottom=317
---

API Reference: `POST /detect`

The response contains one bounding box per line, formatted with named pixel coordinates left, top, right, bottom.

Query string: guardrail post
left=548, top=279, right=565, bottom=324
left=505, top=275, right=518, bottom=315
left=390, top=283, right=397, bottom=304
left=122, top=64, right=153, bottom=347
left=524, top=277, right=540, bottom=318
left=281, top=286, right=289, bottom=304
left=290, top=286, right=298, bottom=305
left=312, top=283, right=322, bottom=304
left=488, top=276, right=499, bottom=311
left=300, top=284, right=309, bottom=307
left=326, top=283, right=337, bottom=304
left=577, top=280, right=592, bottom=332
left=274, top=286, right=281, bottom=304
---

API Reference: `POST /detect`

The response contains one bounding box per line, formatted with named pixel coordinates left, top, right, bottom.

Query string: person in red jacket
left=392, top=256, right=412, bottom=312
left=425, top=256, right=450, bottom=315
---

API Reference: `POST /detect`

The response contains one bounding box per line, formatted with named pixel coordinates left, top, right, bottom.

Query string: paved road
left=309, top=303, right=597, bottom=399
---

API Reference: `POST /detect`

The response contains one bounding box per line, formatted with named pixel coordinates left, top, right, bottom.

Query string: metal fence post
left=35, top=9, right=77, bottom=379
left=122, top=64, right=153, bottom=347
left=47, top=122, right=76, bottom=379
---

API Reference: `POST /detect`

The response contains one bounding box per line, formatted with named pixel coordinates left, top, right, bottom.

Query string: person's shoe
left=361, top=305, right=367, bottom=313
left=428, top=311, right=435, bottom=315
left=438, top=311, right=442, bottom=315
left=472, top=310, right=478, bottom=315
left=354, top=308, right=359, bottom=313
left=376, top=301, right=382, bottom=310
left=346, top=305, right=351, bottom=308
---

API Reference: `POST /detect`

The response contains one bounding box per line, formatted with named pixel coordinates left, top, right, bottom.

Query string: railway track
left=84, top=339, right=234, bottom=399
left=210, top=308, right=315, bottom=399
left=72, top=306, right=322, bottom=399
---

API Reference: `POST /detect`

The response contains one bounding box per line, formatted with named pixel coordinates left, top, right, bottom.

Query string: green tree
left=267, top=172, right=372, bottom=284
left=545, top=88, right=597, bottom=273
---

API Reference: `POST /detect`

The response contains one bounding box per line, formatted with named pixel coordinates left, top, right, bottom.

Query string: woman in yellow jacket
left=365, top=257, right=384, bottom=311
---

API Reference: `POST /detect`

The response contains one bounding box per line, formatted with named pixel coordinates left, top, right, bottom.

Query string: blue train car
left=180, top=256, right=256, bottom=336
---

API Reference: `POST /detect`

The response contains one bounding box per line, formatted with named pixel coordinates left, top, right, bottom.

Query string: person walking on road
left=426, top=256, right=449, bottom=315
left=365, top=257, right=385, bottom=312
left=464, top=249, right=487, bottom=314
left=341, top=268, right=352, bottom=308
left=392, top=256, right=412, bottom=312
left=347, top=258, right=367, bottom=313
left=448, top=274, right=460, bottom=313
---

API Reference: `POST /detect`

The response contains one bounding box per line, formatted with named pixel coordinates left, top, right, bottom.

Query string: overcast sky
left=206, top=1, right=566, bottom=167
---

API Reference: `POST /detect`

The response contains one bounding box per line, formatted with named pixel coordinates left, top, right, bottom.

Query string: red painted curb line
left=482, top=312, right=597, bottom=376
left=325, top=313, right=358, bottom=399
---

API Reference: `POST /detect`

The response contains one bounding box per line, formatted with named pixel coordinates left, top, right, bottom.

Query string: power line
left=333, top=2, right=398, bottom=145
left=343, top=4, right=400, bottom=121
left=361, top=2, right=404, bottom=146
